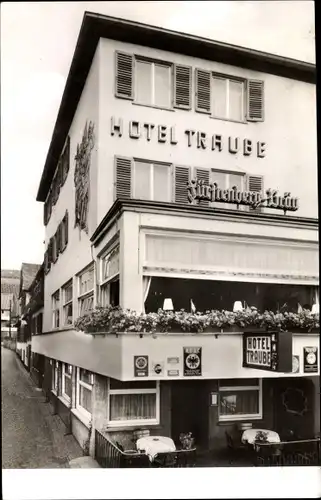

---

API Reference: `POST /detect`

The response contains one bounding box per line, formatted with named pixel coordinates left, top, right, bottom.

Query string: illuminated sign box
left=243, top=331, right=293, bottom=372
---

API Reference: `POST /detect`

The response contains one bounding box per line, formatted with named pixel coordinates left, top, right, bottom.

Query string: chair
left=225, top=428, right=252, bottom=465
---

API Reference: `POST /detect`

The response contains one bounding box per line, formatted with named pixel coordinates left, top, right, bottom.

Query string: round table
left=242, top=429, right=281, bottom=445
left=136, top=436, right=176, bottom=461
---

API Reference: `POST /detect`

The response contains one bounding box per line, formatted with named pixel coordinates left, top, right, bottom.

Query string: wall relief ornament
left=74, top=121, right=95, bottom=233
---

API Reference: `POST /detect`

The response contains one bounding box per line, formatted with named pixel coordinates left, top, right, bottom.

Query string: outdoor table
left=136, top=436, right=176, bottom=462
left=241, top=429, right=281, bottom=446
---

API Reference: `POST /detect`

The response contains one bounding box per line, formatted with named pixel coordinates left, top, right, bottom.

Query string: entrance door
left=273, top=377, right=315, bottom=440
left=171, top=380, right=208, bottom=448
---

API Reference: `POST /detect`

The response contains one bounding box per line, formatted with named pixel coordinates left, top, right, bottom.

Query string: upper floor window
left=212, top=76, right=244, bottom=122
left=136, top=60, right=171, bottom=108
left=115, top=157, right=172, bottom=203
left=195, top=68, right=264, bottom=122
left=52, top=290, right=60, bottom=329
left=115, top=51, right=192, bottom=110
left=62, top=280, right=73, bottom=326
left=78, top=264, right=94, bottom=317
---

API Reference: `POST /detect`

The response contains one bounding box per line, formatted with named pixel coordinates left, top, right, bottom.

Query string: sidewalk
left=14, top=353, right=100, bottom=468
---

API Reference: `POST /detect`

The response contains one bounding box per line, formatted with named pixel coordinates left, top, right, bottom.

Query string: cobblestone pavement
left=1, top=347, right=82, bottom=468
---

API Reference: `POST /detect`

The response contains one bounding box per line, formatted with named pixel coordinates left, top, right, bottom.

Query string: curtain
left=110, top=393, right=156, bottom=421
left=143, top=277, right=152, bottom=313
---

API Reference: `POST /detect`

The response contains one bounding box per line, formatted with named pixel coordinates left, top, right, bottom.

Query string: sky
left=1, top=1, right=315, bottom=271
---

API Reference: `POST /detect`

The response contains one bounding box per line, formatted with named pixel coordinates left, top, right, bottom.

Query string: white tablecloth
left=136, top=436, right=176, bottom=461
left=241, top=429, right=281, bottom=445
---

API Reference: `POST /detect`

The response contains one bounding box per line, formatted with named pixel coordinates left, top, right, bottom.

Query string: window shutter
left=248, top=175, right=263, bottom=212
left=56, top=226, right=61, bottom=254
left=175, top=165, right=190, bottom=204
left=246, top=80, right=264, bottom=122
left=195, top=168, right=210, bottom=207
left=44, top=202, right=48, bottom=226
left=173, top=65, right=192, bottom=110
left=61, top=137, right=70, bottom=186
left=115, top=156, right=132, bottom=200
left=64, top=211, right=69, bottom=246
left=48, top=239, right=53, bottom=265
left=115, top=51, right=134, bottom=100
left=195, top=68, right=211, bottom=113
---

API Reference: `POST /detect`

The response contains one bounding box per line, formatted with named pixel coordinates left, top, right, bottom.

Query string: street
left=1, top=347, right=81, bottom=468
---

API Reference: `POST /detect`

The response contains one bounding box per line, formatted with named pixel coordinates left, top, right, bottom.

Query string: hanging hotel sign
left=243, top=332, right=293, bottom=372
left=187, top=179, right=299, bottom=213
left=134, top=355, right=149, bottom=377
left=303, top=347, right=318, bottom=373
left=183, top=347, right=202, bottom=376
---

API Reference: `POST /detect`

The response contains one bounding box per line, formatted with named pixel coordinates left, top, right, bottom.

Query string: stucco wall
left=43, top=45, right=100, bottom=332
left=97, top=38, right=317, bottom=222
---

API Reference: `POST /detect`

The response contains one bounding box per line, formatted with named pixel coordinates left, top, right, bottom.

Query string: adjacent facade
left=1, top=269, right=20, bottom=342
left=32, top=12, right=319, bottom=456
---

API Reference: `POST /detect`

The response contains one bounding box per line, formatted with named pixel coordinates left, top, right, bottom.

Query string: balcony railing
left=254, top=438, right=320, bottom=466
left=95, top=429, right=197, bottom=468
left=95, top=430, right=150, bottom=468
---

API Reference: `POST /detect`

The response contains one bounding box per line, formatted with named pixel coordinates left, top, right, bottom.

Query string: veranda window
left=108, top=378, right=159, bottom=427
left=76, top=368, right=94, bottom=419
left=62, top=363, right=73, bottom=402
left=78, top=264, right=94, bottom=317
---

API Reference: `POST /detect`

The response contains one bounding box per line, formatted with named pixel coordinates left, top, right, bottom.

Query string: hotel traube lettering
left=110, top=117, right=266, bottom=158
left=187, top=179, right=299, bottom=213
left=243, top=332, right=293, bottom=373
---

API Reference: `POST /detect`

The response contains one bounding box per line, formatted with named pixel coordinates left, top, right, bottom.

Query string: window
left=136, top=59, right=171, bottom=108
left=62, top=281, right=73, bottom=326
left=212, top=76, right=244, bottom=122
left=108, top=378, right=159, bottom=426
left=219, top=379, right=262, bottom=421
left=100, top=247, right=120, bottom=307
left=62, top=363, right=73, bottom=402
left=51, top=235, right=58, bottom=264
left=210, top=170, right=246, bottom=210
left=52, top=360, right=59, bottom=393
left=52, top=290, right=60, bottom=329
left=195, top=68, right=264, bottom=121
left=60, top=211, right=69, bottom=252
left=78, top=264, right=94, bottom=317
left=76, top=368, right=94, bottom=418
left=133, top=160, right=172, bottom=202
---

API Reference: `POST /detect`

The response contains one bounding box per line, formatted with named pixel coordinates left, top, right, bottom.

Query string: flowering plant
left=254, top=430, right=269, bottom=443
left=75, top=305, right=319, bottom=334
left=179, top=432, right=195, bottom=450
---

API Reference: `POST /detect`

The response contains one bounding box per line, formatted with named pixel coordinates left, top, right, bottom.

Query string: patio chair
left=225, top=429, right=252, bottom=465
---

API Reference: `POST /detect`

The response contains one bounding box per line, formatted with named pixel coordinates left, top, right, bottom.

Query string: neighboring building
left=32, top=12, right=319, bottom=458
left=1, top=269, right=20, bottom=340
left=17, top=262, right=41, bottom=368
left=23, top=264, right=45, bottom=387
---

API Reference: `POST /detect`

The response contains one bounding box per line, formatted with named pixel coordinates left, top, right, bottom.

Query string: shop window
left=62, top=363, right=73, bottom=402
left=76, top=368, right=94, bottom=419
left=62, top=280, right=73, bottom=326
left=78, top=264, right=94, bottom=317
left=52, top=290, right=60, bottom=329
left=108, top=378, right=159, bottom=427
left=218, top=379, right=262, bottom=421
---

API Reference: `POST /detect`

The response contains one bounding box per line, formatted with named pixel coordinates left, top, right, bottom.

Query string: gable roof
left=21, top=263, right=41, bottom=292
left=36, top=11, right=316, bottom=203
left=1, top=269, right=20, bottom=280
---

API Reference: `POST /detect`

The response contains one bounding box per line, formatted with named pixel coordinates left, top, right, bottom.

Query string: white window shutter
left=115, top=156, right=132, bottom=200
left=195, top=68, right=211, bottom=113
left=195, top=168, right=210, bottom=207
left=246, top=80, right=264, bottom=122
left=175, top=165, right=190, bottom=204
left=173, top=65, right=192, bottom=110
left=115, top=51, right=134, bottom=100
left=247, top=175, right=264, bottom=212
